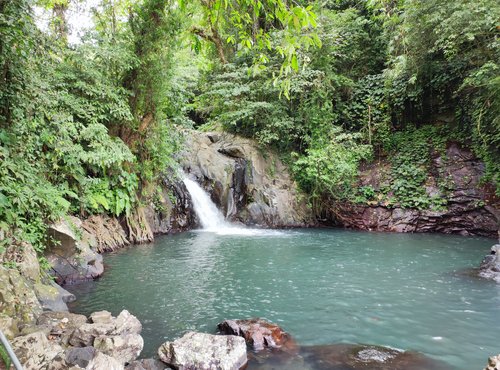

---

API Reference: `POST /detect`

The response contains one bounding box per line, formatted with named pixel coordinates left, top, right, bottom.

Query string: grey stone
left=86, top=351, right=125, bottom=370
left=11, top=331, right=65, bottom=370
left=126, top=359, right=167, bottom=370
left=37, top=311, right=88, bottom=345
left=69, top=322, right=116, bottom=347
left=113, top=309, right=142, bottom=335
left=158, top=331, right=247, bottom=370
left=90, top=310, right=113, bottom=324
left=94, top=333, right=144, bottom=365
left=479, top=244, right=500, bottom=283
left=65, top=346, right=97, bottom=368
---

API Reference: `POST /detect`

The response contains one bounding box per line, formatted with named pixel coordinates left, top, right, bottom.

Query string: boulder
left=34, top=281, right=76, bottom=312
left=113, top=309, right=142, bottom=335
left=47, top=217, right=104, bottom=284
left=65, top=346, right=97, bottom=368
left=126, top=359, right=167, bottom=370
left=37, top=311, right=88, bottom=345
left=10, top=331, right=66, bottom=370
left=69, top=322, right=116, bottom=347
left=484, top=354, right=500, bottom=370
left=69, top=310, right=142, bottom=350
left=94, top=334, right=144, bottom=365
left=86, top=351, right=125, bottom=370
left=218, top=319, right=296, bottom=352
left=479, top=244, right=500, bottom=282
left=90, top=310, right=114, bottom=324
left=158, top=331, right=247, bottom=370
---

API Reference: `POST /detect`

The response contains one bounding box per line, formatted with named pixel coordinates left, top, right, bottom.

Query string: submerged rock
left=218, top=318, right=296, bottom=352
left=248, top=343, right=451, bottom=370
left=479, top=244, right=500, bottom=282
left=158, top=331, right=248, bottom=370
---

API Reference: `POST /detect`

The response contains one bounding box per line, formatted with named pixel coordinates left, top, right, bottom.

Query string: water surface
left=68, top=229, right=498, bottom=369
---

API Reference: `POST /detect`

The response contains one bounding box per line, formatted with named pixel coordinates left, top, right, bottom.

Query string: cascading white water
left=182, top=176, right=229, bottom=230
left=181, top=174, right=283, bottom=236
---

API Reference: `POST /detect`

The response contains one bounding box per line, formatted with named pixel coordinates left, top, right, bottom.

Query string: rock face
left=143, top=176, right=195, bottom=235
left=484, top=354, right=500, bottom=370
left=479, top=244, right=500, bottom=282
left=333, top=143, right=499, bottom=237
left=158, top=331, right=248, bottom=370
left=0, top=265, right=42, bottom=338
left=181, top=130, right=312, bottom=228
left=46, top=216, right=104, bottom=284
left=218, top=319, right=296, bottom=352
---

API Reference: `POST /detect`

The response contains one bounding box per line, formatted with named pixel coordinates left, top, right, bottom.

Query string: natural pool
left=68, top=229, right=498, bottom=369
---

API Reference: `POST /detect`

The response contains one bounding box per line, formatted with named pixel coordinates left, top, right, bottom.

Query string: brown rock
left=218, top=318, right=296, bottom=352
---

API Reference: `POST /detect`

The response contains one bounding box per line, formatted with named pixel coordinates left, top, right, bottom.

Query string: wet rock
left=65, top=346, right=97, bottom=368
left=158, top=331, right=247, bottom=370
left=126, top=359, right=167, bottom=370
left=34, top=281, right=76, bottom=312
left=11, top=331, right=66, bottom=370
left=94, top=333, right=144, bottom=365
left=300, top=344, right=452, bottom=370
left=181, top=130, right=312, bottom=228
left=479, top=244, right=500, bottom=282
left=218, top=319, right=296, bottom=352
left=249, top=343, right=451, bottom=370
left=484, top=354, right=500, bottom=370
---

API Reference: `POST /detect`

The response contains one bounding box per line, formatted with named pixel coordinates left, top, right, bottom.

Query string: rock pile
left=10, top=309, right=143, bottom=370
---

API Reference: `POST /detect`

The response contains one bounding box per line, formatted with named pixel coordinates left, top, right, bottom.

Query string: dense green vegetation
left=1, top=0, right=498, bottom=260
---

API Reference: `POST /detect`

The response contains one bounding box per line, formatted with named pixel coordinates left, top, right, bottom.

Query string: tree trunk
left=53, top=2, right=69, bottom=42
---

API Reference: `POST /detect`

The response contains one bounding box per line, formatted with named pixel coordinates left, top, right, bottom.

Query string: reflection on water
left=68, top=229, right=497, bottom=370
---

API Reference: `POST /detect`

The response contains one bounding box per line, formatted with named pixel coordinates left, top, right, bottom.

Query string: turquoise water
left=68, top=229, right=499, bottom=369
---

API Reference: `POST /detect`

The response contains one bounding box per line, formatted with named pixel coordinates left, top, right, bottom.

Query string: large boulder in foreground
left=158, top=331, right=247, bottom=370
left=479, top=244, right=500, bottom=282
left=218, top=318, right=296, bottom=352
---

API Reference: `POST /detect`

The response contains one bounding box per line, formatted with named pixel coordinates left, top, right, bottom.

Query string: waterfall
left=182, top=176, right=230, bottom=230
left=182, top=173, right=284, bottom=236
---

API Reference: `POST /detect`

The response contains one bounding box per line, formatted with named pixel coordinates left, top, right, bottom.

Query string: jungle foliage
left=0, top=0, right=498, bottom=257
